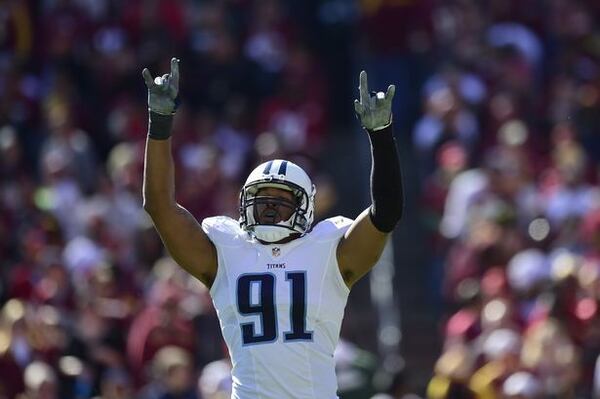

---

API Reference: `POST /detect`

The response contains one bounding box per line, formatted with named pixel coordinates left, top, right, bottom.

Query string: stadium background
left=1, top=0, right=600, bottom=398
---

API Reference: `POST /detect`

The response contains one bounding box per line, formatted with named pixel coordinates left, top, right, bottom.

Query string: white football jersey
left=203, top=215, right=353, bottom=399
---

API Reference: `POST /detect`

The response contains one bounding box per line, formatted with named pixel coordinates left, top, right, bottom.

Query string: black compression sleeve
left=148, top=112, right=173, bottom=140
left=367, top=125, right=404, bottom=233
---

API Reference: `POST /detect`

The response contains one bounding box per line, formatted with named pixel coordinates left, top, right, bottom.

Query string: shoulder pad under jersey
left=309, top=216, right=353, bottom=242
left=202, top=216, right=246, bottom=247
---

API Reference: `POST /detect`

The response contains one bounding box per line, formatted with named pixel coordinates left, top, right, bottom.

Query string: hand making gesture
left=142, top=57, right=180, bottom=116
left=354, top=70, right=395, bottom=131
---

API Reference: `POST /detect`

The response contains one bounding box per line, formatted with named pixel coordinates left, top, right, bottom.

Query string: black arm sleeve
left=367, top=125, right=404, bottom=233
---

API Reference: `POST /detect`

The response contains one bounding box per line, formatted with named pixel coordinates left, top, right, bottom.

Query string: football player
left=142, top=57, right=403, bottom=398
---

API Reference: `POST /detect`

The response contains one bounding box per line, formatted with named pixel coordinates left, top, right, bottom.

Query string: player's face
left=254, top=187, right=297, bottom=224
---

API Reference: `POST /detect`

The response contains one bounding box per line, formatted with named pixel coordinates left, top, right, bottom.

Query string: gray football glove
left=354, top=70, right=395, bottom=131
left=142, top=57, right=180, bottom=115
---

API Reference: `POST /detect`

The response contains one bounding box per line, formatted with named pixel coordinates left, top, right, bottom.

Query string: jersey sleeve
left=310, top=216, right=354, bottom=243
left=201, top=216, right=245, bottom=248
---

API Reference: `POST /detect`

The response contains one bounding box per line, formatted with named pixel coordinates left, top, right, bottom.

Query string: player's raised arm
left=337, top=70, right=404, bottom=287
left=142, top=58, right=217, bottom=287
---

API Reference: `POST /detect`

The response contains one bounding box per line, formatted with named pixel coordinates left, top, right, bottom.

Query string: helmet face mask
left=239, top=160, right=315, bottom=243
left=252, top=193, right=298, bottom=225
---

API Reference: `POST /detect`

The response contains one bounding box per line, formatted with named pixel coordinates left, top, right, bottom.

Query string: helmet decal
left=277, top=160, right=288, bottom=175
left=261, top=160, right=288, bottom=176
left=262, top=160, right=274, bottom=174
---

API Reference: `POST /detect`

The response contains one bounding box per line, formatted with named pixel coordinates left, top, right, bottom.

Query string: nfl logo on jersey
left=272, top=247, right=281, bottom=257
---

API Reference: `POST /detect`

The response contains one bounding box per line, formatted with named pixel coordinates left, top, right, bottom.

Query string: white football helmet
left=240, top=159, right=316, bottom=243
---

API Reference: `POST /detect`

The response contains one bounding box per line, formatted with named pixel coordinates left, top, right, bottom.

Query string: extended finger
left=359, top=70, right=369, bottom=105
left=385, top=84, right=396, bottom=103
left=142, top=68, right=154, bottom=87
left=170, top=58, right=180, bottom=88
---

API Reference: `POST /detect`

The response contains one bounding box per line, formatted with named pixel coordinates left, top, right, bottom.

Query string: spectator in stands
left=137, top=346, right=197, bottom=399
left=17, top=361, right=58, bottom=399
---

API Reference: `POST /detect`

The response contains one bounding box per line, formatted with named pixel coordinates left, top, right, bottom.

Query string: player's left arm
left=337, top=71, right=404, bottom=287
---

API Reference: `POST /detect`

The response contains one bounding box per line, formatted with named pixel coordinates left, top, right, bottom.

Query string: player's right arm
left=141, top=58, right=217, bottom=287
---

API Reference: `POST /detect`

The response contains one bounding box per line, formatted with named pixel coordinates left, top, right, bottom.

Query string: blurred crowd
left=2, top=0, right=600, bottom=398
left=417, top=0, right=600, bottom=398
